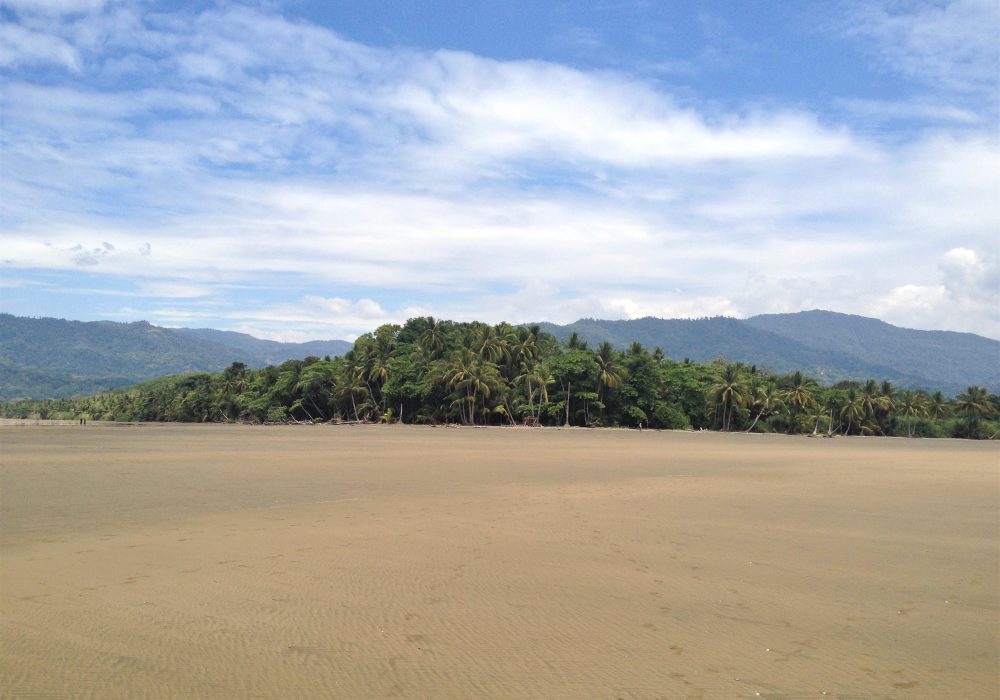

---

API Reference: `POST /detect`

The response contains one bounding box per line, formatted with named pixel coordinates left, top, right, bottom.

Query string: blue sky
left=1, top=0, right=998, bottom=341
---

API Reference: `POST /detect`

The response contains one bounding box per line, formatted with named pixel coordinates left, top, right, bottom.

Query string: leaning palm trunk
left=746, top=407, right=766, bottom=433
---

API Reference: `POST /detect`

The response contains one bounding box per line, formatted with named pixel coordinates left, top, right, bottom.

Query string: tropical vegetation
left=2, top=318, right=997, bottom=439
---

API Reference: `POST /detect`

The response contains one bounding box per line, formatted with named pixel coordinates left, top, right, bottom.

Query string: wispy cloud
left=839, top=0, right=1000, bottom=94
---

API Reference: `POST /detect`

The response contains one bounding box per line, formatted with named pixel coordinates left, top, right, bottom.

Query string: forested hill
left=3, top=310, right=997, bottom=400
left=536, top=311, right=1000, bottom=395
left=0, top=314, right=352, bottom=399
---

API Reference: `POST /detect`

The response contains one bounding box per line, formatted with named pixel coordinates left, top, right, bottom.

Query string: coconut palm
left=443, top=348, right=503, bottom=424
left=594, top=342, right=623, bottom=407
left=418, top=317, right=447, bottom=360
left=897, top=391, right=929, bottom=437
left=514, top=359, right=554, bottom=420
left=782, top=371, right=818, bottom=433
left=839, top=388, right=865, bottom=435
left=745, top=381, right=785, bottom=433
left=512, top=326, right=540, bottom=366
left=928, top=391, right=950, bottom=420
left=337, top=368, right=371, bottom=422
left=805, top=402, right=828, bottom=436
left=954, top=386, right=996, bottom=438
left=475, top=324, right=511, bottom=364
left=289, top=362, right=329, bottom=421
left=710, top=363, right=747, bottom=431
left=442, top=348, right=477, bottom=424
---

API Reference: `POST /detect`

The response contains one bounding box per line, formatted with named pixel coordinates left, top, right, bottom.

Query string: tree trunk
left=309, top=397, right=324, bottom=421
left=746, top=407, right=765, bottom=433
left=564, top=381, right=571, bottom=427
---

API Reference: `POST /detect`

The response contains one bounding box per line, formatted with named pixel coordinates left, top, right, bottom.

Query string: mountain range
left=0, top=314, right=352, bottom=400
left=1, top=310, right=997, bottom=400
left=536, top=310, right=999, bottom=395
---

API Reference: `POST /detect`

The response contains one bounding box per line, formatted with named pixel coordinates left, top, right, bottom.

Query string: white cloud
left=0, top=21, right=80, bottom=69
left=874, top=248, right=999, bottom=337
left=1, top=0, right=107, bottom=15
left=841, top=0, right=1000, bottom=93
left=0, top=2, right=997, bottom=340
left=835, top=97, right=983, bottom=125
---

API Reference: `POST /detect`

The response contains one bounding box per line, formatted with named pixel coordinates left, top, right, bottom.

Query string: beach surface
left=1, top=424, right=997, bottom=699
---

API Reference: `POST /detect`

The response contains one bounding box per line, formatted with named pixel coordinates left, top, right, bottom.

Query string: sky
left=1, top=0, right=998, bottom=342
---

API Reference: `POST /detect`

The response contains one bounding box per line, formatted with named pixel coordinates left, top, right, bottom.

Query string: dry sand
left=1, top=424, right=997, bottom=699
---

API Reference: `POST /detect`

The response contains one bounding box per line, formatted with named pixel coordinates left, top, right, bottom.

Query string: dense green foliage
left=0, top=314, right=352, bottom=399
left=4, top=317, right=997, bottom=439
left=540, top=310, right=1000, bottom=395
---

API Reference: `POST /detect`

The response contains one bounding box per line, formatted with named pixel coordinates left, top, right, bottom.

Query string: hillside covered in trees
left=5, top=317, right=997, bottom=439
left=0, top=314, right=352, bottom=399
left=538, top=310, right=1000, bottom=394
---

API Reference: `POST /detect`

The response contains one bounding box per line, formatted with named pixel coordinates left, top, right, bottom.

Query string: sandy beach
left=1, top=424, right=997, bottom=699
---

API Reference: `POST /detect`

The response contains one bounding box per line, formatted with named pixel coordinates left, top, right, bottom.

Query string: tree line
left=2, top=317, right=997, bottom=438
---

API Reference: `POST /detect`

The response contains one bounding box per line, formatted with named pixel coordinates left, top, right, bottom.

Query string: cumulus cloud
left=875, top=248, right=999, bottom=337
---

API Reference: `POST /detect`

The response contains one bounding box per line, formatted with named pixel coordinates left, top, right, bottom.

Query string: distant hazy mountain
left=536, top=310, right=1000, bottom=394
left=0, top=314, right=352, bottom=399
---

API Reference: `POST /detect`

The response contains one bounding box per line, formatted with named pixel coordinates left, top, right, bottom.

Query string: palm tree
left=443, top=348, right=477, bottom=424
left=928, top=391, right=950, bottom=420
left=514, top=359, right=554, bottom=420
left=418, top=317, right=447, bottom=360
left=594, top=342, right=623, bottom=414
left=512, top=326, right=540, bottom=366
left=445, top=353, right=501, bottom=425
left=857, top=379, right=892, bottom=434
left=467, top=360, right=502, bottom=424
left=839, top=388, right=865, bottom=435
left=954, top=386, right=996, bottom=438
left=475, top=324, right=511, bottom=364
left=745, top=382, right=784, bottom=433
left=710, top=363, right=747, bottom=431
left=805, top=402, right=828, bottom=436
left=337, top=368, right=371, bottom=422
left=294, top=361, right=336, bottom=421
left=897, top=391, right=928, bottom=437
left=782, top=371, right=818, bottom=433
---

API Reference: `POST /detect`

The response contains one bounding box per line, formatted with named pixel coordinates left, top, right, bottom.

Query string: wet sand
left=1, top=424, right=997, bottom=699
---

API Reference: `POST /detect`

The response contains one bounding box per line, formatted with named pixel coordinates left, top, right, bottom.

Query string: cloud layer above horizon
left=2, top=0, right=998, bottom=340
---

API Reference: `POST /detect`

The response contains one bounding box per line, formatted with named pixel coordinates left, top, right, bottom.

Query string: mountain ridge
left=0, top=314, right=352, bottom=399
left=2, top=310, right=997, bottom=400
left=534, top=310, right=999, bottom=395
